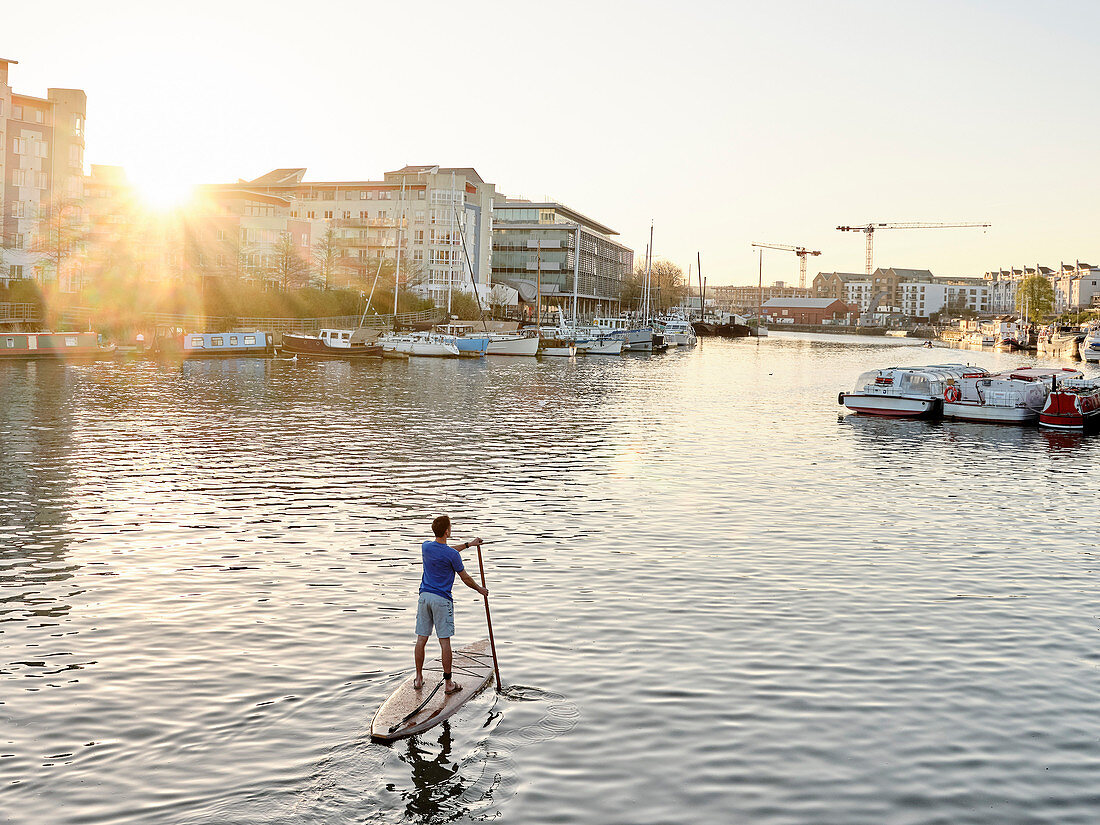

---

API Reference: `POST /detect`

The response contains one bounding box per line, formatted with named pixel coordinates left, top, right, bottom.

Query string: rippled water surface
left=2, top=334, right=1099, bottom=825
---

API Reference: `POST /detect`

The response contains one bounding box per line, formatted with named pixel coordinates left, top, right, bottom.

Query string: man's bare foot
left=444, top=682, right=462, bottom=695
left=413, top=675, right=424, bottom=690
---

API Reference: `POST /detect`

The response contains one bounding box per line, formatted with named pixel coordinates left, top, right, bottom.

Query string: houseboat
left=838, top=364, right=989, bottom=417
left=0, top=330, right=112, bottom=360
left=942, top=367, right=1083, bottom=424
left=1039, top=378, right=1100, bottom=430
left=280, top=328, right=384, bottom=359
left=155, top=331, right=275, bottom=358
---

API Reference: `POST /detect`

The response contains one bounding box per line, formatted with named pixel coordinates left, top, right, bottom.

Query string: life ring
left=944, top=385, right=961, bottom=403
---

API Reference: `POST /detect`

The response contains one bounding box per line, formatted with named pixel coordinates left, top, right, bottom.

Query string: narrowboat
left=838, top=364, right=988, bottom=417
left=155, top=331, right=275, bottom=358
left=1039, top=378, right=1100, bottom=430
left=280, top=328, right=384, bottom=359
left=0, top=331, right=112, bottom=359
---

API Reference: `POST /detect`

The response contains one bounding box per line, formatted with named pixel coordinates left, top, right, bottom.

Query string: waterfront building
left=984, top=262, right=1100, bottom=314
left=815, top=268, right=988, bottom=319
left=709, top=282, right=811, bottom=313
left=762, top=297, right=853, bottom=325
left=491, top=198, right=632, bottom=320
left=0, top=58, right=87, bottom=290
left=201, top=166, right=497, bottom=305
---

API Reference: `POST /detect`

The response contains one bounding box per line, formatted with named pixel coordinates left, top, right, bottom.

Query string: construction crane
left=836, top=222, right=991, bottom=275
left=750, top=242, right=822, bottom=288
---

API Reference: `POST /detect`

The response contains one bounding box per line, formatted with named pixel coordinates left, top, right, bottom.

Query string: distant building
left=0, top=58, right=87, bottom=289
left=709, top=282, right=811, bottom=313
left=762, top=297, right=853, bottom=324
left=814, top=267, right=988, bottom=319
left=491, top=199, right=632, bottom=319
left=985, top=262, right=1100, bottom=314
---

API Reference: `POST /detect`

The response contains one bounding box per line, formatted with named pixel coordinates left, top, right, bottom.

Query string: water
left=2, top=334, right=1099, bottom=825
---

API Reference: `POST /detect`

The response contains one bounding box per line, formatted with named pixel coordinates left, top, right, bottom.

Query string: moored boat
left=379, top=332, right=460, bottom=358
left=0, top=330, right=113, bottom=360
left=654, top=316, right=697, bottom=347
left=538, top=336, right=577, bottom=357
left=1039, top=378, right=1100, bottom=430
left=281, top=328, right=383, bottom=359
left=1036, top=326, right=1085, bottom=359
left=1078, top=329, right=1100, bottom=363
left=155, top=330, right=275, bottom=358
left=943, top=367, right=1083, bottom=424
left=593, top=317, right=655, bottom=351
left=838, top=364, right=989, bottom=417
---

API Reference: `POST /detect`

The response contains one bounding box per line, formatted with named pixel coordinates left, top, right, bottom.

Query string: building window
left=418, top=190, right=425, bottom=200
left=36, top=172, right=47, bottom=189
left=12, top=169, right=25, bottom=186
left=12, top=201, right=24, bottom=218
left=34, top=109, right=43, bottom=123
left=324, top=210, right=333, bottom=219
left=12, top=137, right=25, bottom=155
left=12, top=105, right=22, bottom=120
left=307, top=211, right=315, bottom=219
left=9, top=265, right=23, bottom=279
left=34, top=142, right=47, bottom=158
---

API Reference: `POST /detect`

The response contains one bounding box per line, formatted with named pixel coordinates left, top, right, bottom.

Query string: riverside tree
left=313, top=224, right=340, bottom=290
left=1016, top=275, right=1054, bottom=323
left=273, top=231, right=311, bottom=292
left=623, top=258, right=688, bottom=314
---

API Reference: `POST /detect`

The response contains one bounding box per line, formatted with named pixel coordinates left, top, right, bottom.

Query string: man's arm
left=458, top=569, right=487, bottom=597
left=452, top=537, right=483, bottom=552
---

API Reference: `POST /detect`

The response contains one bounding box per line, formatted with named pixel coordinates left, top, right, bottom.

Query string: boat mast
left=393, top=175, right=406, bottom=319
left=697, top=251, right=704, bottom=321
left=644, top=221, right=654, bottom=322
left=757, top=247, right=763, bottom=343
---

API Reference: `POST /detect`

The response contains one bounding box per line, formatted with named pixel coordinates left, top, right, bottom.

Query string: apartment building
left=491, top=199, right=632, bottom=319
left=985, top=262, right=1100, bottom=314
left=0, top=58, right=87, bottom=289
left=815, top=268, right=988, bottom=319
left=199, top=166, right=497, bottom=305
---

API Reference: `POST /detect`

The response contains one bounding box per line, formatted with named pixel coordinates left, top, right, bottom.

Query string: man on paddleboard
left=413, top=515, right=486, bottom=694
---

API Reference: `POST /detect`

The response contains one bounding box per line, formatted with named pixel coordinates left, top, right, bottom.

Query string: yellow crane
left=749, top=242, right=822, bottom=288
left=836, top=222, right=991, bottom=275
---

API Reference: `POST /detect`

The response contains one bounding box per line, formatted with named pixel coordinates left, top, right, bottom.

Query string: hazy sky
left=6, top=0, right=1098, bottom=284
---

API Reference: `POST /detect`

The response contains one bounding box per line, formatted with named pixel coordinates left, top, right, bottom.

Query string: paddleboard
left=371, top=638, right=495, bottom=742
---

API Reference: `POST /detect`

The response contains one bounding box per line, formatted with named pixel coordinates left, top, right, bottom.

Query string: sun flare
left=127, top=167, right=198, bottom=212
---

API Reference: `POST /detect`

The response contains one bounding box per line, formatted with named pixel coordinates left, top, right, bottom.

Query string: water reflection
left=394, top=723, right=471, bottom=824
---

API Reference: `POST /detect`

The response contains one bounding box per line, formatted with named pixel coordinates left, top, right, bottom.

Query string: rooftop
left=494, top=199, right=618, bottom=237
left=762, top=297, right=847, bottom=309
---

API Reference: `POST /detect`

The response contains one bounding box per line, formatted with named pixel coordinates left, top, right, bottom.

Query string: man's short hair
left=432, top=515, right=450, bottom=538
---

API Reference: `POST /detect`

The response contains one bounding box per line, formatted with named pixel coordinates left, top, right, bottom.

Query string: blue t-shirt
left=419, top=540, right=465, bottom=600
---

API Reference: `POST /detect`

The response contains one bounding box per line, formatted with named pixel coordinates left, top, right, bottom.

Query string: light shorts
left=416, top=591, right=455, bottom=638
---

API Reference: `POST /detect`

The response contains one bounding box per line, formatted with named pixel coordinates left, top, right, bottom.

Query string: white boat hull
left=486, top=335, right=539, bottom=356
left=840, top=393, right=937, bottom=417
left=540, top=345, right=577, bottom=357
left=1080, top=344, right=1100, bottom=362
left=943, top=402, right=1038, bottom=424
left=582, top=338, right=624, bottom=356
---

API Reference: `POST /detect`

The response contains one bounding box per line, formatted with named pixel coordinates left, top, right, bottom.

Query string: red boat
left=1039, top=378, right=1100, bottom=430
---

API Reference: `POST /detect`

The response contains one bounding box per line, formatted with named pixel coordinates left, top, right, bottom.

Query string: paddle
left=475, top=542, right=503, bottom=692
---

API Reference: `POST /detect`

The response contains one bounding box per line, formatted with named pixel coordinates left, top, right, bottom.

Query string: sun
left=127, top=166, right=198, bottom=212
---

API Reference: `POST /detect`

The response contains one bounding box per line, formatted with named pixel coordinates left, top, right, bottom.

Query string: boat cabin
left=0, top=331, right=103, bottom=359
left=180, top=331, right=274, bottom=357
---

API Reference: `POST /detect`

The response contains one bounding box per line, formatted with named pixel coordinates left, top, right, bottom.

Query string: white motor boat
left=838, top=364, right=988, bottom=417
left=654, top=317, right=697, bottom=347
left=580, top=336, right=624, bottom=356
left=1079, top=329, right=1100, bottom=363
left=942, top=367, right=1083, bottom=424
left=379, top=332, right=460, bottom=358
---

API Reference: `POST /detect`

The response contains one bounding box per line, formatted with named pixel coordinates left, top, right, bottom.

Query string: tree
left=30, top=197, right=86, bottom=291
left=622, top=257, right=688, bottom=314
left=313, top=224, right=340, bottom=290
left=1016, top=275, right=1054, bottom=324
left=273, top=232, right=310, bottom=292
